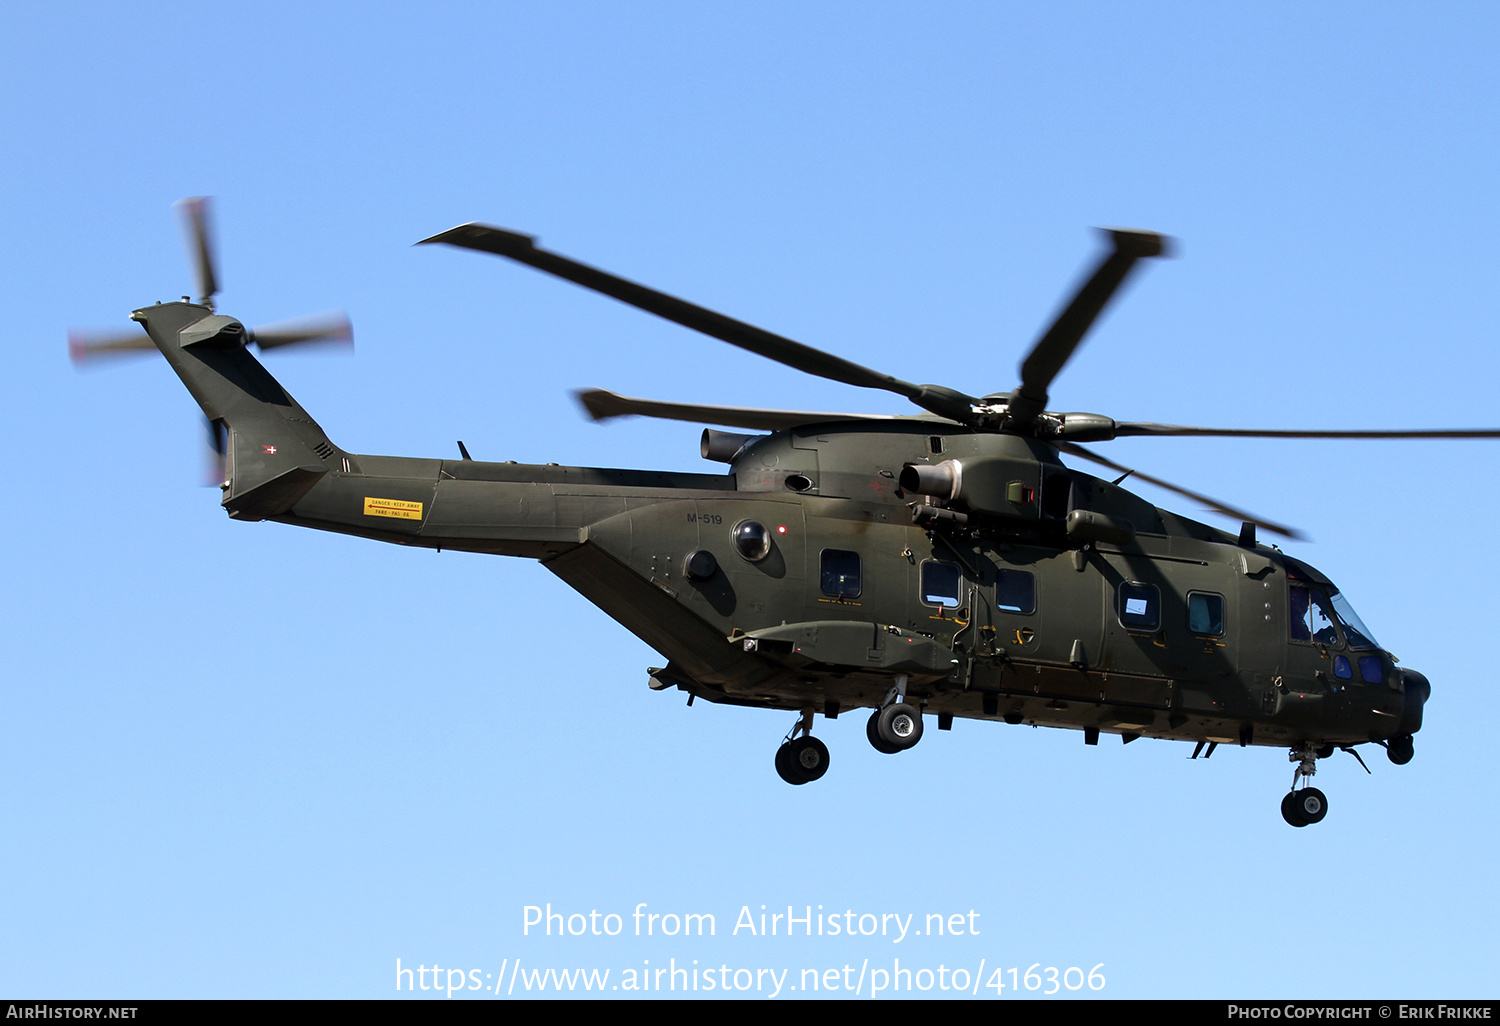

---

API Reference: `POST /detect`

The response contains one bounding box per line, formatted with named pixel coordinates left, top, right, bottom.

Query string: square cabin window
left=921, top=561, right=961, bottom=608
left=820, top=549, right=862, bottom=599
left=1119, top=582, right=1160, bottom=631
left=996, top=569, right=1036, bottom=614
left=1188, top=592, right=1225, bottom=636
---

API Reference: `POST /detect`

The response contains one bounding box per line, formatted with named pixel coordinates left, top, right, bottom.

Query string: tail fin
left=135, top=301, right=335, bottom=520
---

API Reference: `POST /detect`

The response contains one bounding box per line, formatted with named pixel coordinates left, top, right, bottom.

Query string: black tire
left=789, top=736, right=829, bottom=782
left=1297, top=787, right=1328, bottom=825
left=775, top=742, right=803, bottom=785
left=877, top=703, right=924, bottom=750
left=1387, top=735, right=1414, bottom=766
left=867, top=709, right=900, bottom=754
left=1281, top=790, right=1307, bottom=827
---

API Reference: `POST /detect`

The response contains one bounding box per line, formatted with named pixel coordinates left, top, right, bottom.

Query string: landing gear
left=775, top=736, right=829, bottom=785
left=866, top=710, right=900, bottom=754
left=1281, top=786, right=1328, bottom=827
left=775, top=709, right=829, bottom=785
left=1281, top=742, right=1330, bottom=827
left=865, top=676, right=924, bottom=755
left=874, top=703, right=923, bottom=751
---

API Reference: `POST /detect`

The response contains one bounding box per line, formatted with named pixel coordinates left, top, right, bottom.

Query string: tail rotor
left=68, top=197, right=354, bottom=366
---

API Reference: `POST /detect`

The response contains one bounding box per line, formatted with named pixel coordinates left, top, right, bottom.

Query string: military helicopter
left=77, top=200, right=1483, bottom=827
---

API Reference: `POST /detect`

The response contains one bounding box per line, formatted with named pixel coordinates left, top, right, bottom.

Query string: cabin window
left=1359, top=655, right=1384, bottom=684
left=1188, top=592, right=1225, bottom=636
left=996, top=569, right=1036, bottom=614
left=1118, top=582, right=1160, bottom=631
left=820, top=549, right=862, bottom=599
left=1334, top=655, right=1353, bottom=680
left=921, top=561, right=962, bottom=608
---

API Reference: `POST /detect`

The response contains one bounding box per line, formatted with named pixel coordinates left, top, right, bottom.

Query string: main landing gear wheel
left=775, top=736, right=829, bottom=785
left=1281, top=787, right=1328, bottom=827
left=876, top=703, right=924, bottom=751
left=866, top=709, right=900, bottom=754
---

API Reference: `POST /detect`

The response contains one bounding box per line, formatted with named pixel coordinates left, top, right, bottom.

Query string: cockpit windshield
left=1329, top=591, right=1378, bottom=650
left=1285, top=556, right=1382, bottom=651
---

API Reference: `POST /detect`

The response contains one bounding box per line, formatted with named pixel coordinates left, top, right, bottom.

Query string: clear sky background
left=3, top=1, right=1498, bottom=1000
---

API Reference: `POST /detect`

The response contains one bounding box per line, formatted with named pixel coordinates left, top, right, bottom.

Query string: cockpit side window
left=1290, top=584, right=1342, bottom=646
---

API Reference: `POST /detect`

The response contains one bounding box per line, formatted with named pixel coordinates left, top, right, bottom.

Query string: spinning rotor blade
left=1112, top=422, right=1500, bottom=440
left=248, top=310, right=354, bottom=350
left=203, top=416, right=228, bottom=487
left=1057, top=440, right=1304, bottom=541
left=175, top=196, right=219, bottom=306
left=420, top=224, right=980, bottom=424
left=1009, top=229, right=1170, bottom=428
left=70, top=311, right=354, bottom=365
left=576, top=388, right=903, bottom=432
left=68, top=328, right=155, bottom=365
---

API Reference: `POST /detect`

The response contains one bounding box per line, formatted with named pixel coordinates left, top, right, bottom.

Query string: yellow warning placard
left=363, top=497, right=424, bottom=520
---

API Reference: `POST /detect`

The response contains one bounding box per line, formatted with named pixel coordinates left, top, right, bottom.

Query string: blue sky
left=4, top=1, right=1499, bottom=1000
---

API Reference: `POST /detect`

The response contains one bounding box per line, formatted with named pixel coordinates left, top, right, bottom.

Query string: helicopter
left=76, top=200, right=1480, bottom=828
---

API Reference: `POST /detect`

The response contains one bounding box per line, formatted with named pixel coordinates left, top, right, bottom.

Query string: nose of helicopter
left=1398, top=668, right=1431, bottom=736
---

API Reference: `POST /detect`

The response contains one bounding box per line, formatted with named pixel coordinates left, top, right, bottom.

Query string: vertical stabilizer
left=134, top=301, right=335, bottom=520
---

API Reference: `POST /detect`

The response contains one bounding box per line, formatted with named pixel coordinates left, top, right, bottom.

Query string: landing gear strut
left=1281, top=742, right=1329, bottom=827
left=775, top=709, right=829, bottom=785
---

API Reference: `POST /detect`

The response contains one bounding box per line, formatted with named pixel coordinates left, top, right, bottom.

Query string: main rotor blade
left=1057, top=440, right=1304, bottom=541
left=420, top=224, right=980, bottom=423
left=1010, top=228, right=1169, bottom=427
left=175, top=197, right=219, bottom=306
left=576, top=388, right=906, bottom=432
left=1113, top=422, right=1500, bottom=440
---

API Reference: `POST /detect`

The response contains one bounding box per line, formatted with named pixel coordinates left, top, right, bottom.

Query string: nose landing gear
left=1281, top=743, right=1329, bottom=827
left=1281, top=786, right=1328, bottom=827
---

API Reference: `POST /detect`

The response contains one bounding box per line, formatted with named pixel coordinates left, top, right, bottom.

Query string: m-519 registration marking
left=686, top=513, right=722, bottom=524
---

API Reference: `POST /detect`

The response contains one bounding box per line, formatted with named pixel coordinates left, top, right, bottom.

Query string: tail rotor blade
left=202, top=416, right=228, bottom=487
left=68, top=327, right=156, bottom=366
left=175, top=196, right=219, bottom=306
left=249, top=310, right=354, bottom=351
